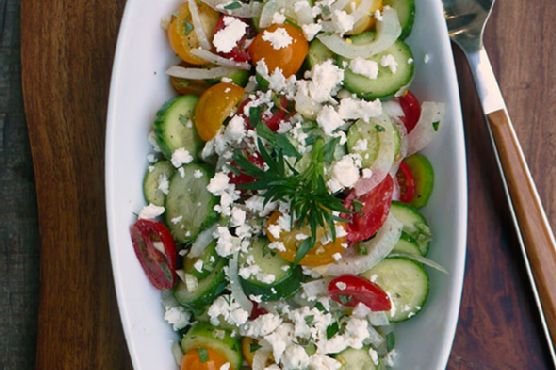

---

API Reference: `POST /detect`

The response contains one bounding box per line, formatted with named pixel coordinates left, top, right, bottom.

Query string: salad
left=129, top=0, right=447, bottom=369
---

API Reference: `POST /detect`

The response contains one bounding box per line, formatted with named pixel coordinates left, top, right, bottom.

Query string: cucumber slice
left=143, top=161, right=175, bottom=206
left=342, top=34, right=414, bottom=100
left=404, top=153, right=434, bottom=209
left=153, top=95, right=202, bottom=160
left=390, top=201, right=431, bottom=255
left=239, top=238, right=302, bottom=301
left=165, top=163, right=218, bottom=243
left=183, top=241, right=223, bottom=279
left=346, top=116, right=394, bottom=168
left=173, top=259, right=227, bottom=309
left=307, top=38, right=335, bottom=69
left=363, top=258, right=429, bottom=322
left=383, top=0, right=415, bottom=39
left=336, top=347, right=380, bottom=370
left=391, top=232, right=421, bottom=256
left=181, top=322, right=243, bottom=370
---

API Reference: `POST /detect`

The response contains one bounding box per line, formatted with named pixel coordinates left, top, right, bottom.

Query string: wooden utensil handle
left=487, top=109, right=556, bottom=346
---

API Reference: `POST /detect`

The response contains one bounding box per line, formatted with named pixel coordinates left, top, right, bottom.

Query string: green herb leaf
left=338, top=294, right=352, bottom=305
left=304, top=315, right=315, bottom=325
left=327, top=322, right=340, bottom=339
left=248, top=106, right=262, bottom=128
left=358, top=244, right=368, bottom=255
left=432, top=121, right=440, bottom=131
left=197, top=348, right=209, bottom=363
left=179, top=114, right=190, bottom=126
left=375, top=124, right=385, bottom=132
left=183, top=21, right=194, bottom=34
left=256, top=123, right=300, bottom=159
left=249, top=342, right=262, bottom=353
left=224, top=1, right=242, bottom=10
left=352, top=199, right=363, bottom=213
left=295, top=237, right=314, bottom=263
left=315, top=302, right=327, bottom=312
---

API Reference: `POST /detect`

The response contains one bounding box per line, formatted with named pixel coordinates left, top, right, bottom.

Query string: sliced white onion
left=191, top=48, right=252, bottom=69
left=229, top=251, right=254, bottom=313
left=354, top=115, right=396, bottom=196
left=316, top=7, right=401, bottom=59
left=368, top=310, right=390, bottom=326
left=188, top=0, right=212, bottom=50
left=389, top=252, right=449, bottom=274
left=301, top=278, right=330, bottom=299
left=166, top=65, right=241, bottom=80
left=389, top=119, right=408, bottom=175
left=407, top=101, right=445, bottom=155
left=293, top=0, right=314, bottom=25
left=311, top=213, right=403, bottom=276
left=200, top=0, right=263, bottom=18
left=351, top=0, right=374, bottom=24
left=331, top=0, right=351, bottom=11
left=367, top=324, right=386, bottom=347
left=188, top=224, right=217, bottom=258
left=252, top=349, right=272, bottom=370
left=171, top=341, right=183, bottom=366
left=382, top=100, right=404, bottom=118
left=259, top=0, right=282, bottom=28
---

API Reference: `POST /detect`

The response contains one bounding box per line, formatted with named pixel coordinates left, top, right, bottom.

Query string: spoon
left=443, top=0, right=556, bottom=358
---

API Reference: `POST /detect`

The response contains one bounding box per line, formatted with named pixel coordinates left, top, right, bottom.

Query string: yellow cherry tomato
left=248, top=24, right=309, bottom=77
left=347, top=0, right=383, bottom=35
left=167, top=1, right=219, bottom=65
left=241, top=337, right=256, bottom=367
left=265, top=211, right=346, bottom=267
left=181, top=347, right=230, bottom=370
left=194, top=82, right=245, bottom=141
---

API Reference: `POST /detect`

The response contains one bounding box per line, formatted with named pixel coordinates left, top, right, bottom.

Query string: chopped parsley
left=197, top=348, right=209, bottom=363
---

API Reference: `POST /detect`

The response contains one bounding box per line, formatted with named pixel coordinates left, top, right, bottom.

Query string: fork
left=443, top=0, right=556, bottom=357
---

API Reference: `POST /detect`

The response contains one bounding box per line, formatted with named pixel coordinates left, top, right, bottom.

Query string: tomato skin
left=343, top=175, right=394, bottom=244
left=265, top=212, right=346, bottom=266
left=213, top=15, right=253, bottom=62
left=194, top=82, right=245, bottom=141
left=397, top=91, right=421, bottom=133
left=395, top=161, right=416, bottom=203
left=130, top=219, right=177, bottom=290
left=167, top=2, right=219, bottom=65
left=329, top=275, right=391, bottom=311
left=248, top=24, right=309, bottom=77
left=181, top=347, right=230, bottom=370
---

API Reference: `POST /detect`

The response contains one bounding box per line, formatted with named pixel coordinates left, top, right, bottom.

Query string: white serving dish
left=105, top=1, right=468, bottom=369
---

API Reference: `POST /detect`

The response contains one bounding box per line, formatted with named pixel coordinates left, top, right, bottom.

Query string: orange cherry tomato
left=265, top=211, right=346, bottom=266
left=248, top=24, right=309, bottom=77
left=241, top=337, right=256, bottom=367
left=167, top=1, right=219, bottom=65
left=181, top=347, right=230, bottom=370
left=347, top=0, right=383, bottom=35
left=194, top=82, right=245, bottom=141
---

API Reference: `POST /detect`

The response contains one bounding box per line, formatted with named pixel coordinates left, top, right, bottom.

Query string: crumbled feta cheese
left=317, top=105, right=344, bottom=134
left=380, top=54, right=398, bottom=73
left=246, top=312, right=282, bottom=338
left=369, top=347, right=379, bottom=365
left=268, top=241, right=286, bottom=252
left=331, top=9, right=354, bottom=34
left=332, top=252, right=342, bottom=261
left=230, top=207, right=246, bottom=227
left=193, top=169, right=203, bottom=178
left=138, top=203, right=165, bottom=219
left=214, top=226, right=240, bottom=257
left=263, top=323, right=295, bottom=363
left=225, top=115, right=247, bottom=144
left=351, top=139, right=368, bottom=151
left=282, top=344, right=310, bottom=369
left=349, top=57, right=379, bottom=80
left=308, top=60, right=344, bottom=104
left=302, top=22, right=323, bottom=41
left=164, top=306, right=190, bottom=330
left=338, top=97, right=382, bottom=121
left=267, top=224, right=282, bottom=239
left=220, top=363, right=230, bottom=370
left=213, top=16, right=248, bottom=53
left=362, top=168, right=373, bottom=178
left=170, top=147, right=194, bottom=168
left=263, top=28, right=293, bottom=50
left=208, top=294, right=249, bottom=327
left=330, top=155, right=361, bottom=189
left=157, top=174, right=169, bottom=195
left=272, top=10, right=286, bottom=24
left=207, top=172, right=232, bottom=196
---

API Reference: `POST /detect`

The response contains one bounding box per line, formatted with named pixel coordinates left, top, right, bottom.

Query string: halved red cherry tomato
left=397, top=90, right=421, bottom=133
left=249, top=301, right=268, bottom=320
left=248, top=24, right=309, bottom=77
left=229, top=152, right=264, bottom=185
left=213, top=15, right=254, bottom=62
left=238, top=96, right=291, bottom=131
left=343, top=175, right=394, bottom=244
left=130, top=219, right=177, bottom=290
left=395, top=161, right=416, bottom=203
left=329, top=275, right=391, bottom=311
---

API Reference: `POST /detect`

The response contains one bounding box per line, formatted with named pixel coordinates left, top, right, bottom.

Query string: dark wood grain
left=20, top=0, right=132, bottom=369
left=17, top=0, right=555, bottom=369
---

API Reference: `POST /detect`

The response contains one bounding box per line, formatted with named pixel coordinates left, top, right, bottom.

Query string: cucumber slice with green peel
left=341, top=34, right=414, bottom=100
left=307, top=38, right=335, bottom=69
left=404, top=153, right=434, bottom=209
left=181, top=322, right=243, bottom=370
left=239, top=238, right=302, bottom=301
left=336, top=346, right=380, bottom=370
left=391, top=231, right=421, bottom=256
left=363, top=258, right=429, bottom=322
left=165, top=163, right=218, bottom=243
left=183, top=241, right=223, bottom=279
left=143, top=161, right=175, bottom=206
left=346, top=116, right=394, bottom=168
left=390, top=201, right=431, bottom=255
left=383, top=0, right=415, bottom=39
left=153, top=95, right=202, bottom=160
left=174, top=259, right=227, bottom=309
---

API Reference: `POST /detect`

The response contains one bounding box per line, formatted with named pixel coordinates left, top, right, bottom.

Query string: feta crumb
left=262, top=28, right=293, bottom=50
left=157, top=174, right=169, bottom=195
left=138, top=203, right=165, bottom=220
left=380, top=54, right=398, bottom=73
left=350, top=58, right=379, bottom=80
left=220, top=363, right=230, bottom=370
left=207, top=172, right=232, bottom=196
left=317, top=105, right=345, bottom=135
left=225, top=115, right=246, bottom=144
left=330, top=155, right=361, bottom=189
left=332, top=252, right=342, bottom=261
left=302, top=22, right=323, bottom=41
left=193, top=169, right=203, bottom=178
left=268, top=241, right=286, bottom=252
left=272, top=10, right=286, bottom=24
left=267, top=224, right=282, bottom=239
left=170, top=147, right=193, bottom=168
left=362, top=168, right=373, bottom=178
left=338, top=97, right=382, bottom=122
left=308, top=60, right=344, bottom=104
left=331, top=9, right=354, bottom=34
left=213, top=16, right=248, bottom=53
left=230, top=207, right=246, bottom=227
left=164, top=306, right=190, bottom=331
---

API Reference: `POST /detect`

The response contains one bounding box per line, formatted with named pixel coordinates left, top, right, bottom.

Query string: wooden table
left=7, top=0, right=554, bottom=368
